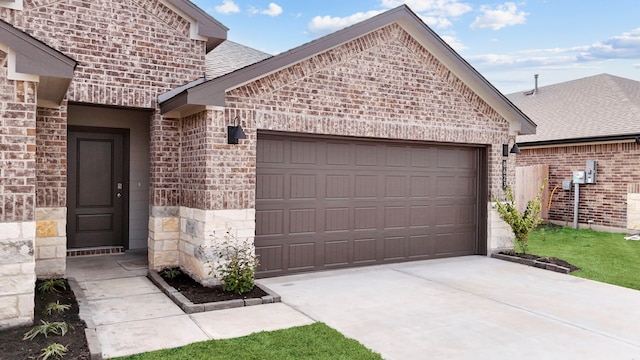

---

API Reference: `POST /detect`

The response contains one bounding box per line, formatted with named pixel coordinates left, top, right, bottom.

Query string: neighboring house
left=510, top=74, right=640, bottom=232
left=0, top=1, right=534, bottom=329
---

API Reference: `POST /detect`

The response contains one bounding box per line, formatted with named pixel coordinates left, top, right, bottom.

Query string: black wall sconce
left=227, top=116, right=246, bottom=144
left=502, top=140, right=520, bottom=156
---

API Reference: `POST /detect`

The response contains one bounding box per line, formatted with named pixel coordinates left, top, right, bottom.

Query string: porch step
left=67, top=246, right=124, bottom=257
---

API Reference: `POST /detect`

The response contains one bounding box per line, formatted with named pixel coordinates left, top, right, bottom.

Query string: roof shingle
left=205, top=40, right=272, bottom=79
left=508, top=74, right=640, bottom=144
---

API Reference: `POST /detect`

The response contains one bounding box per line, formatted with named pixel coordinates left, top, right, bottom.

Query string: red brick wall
left=0, top=70, right=37, bottom=222
left=517, top=142, right=640, bottom=229
left=2, top=0, right=210, bottom=209
left=216, top=24, right=511, bottom=210
left=35, top=105, right=67, bottom=208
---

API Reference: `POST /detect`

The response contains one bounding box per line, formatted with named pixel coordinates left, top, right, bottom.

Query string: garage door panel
left=256, top=245, right=283, bottom=274
left=256, top=174, right=284, bottom=200
left=324, top=240, right=350, bottom=266
left=325, top=207, right=350, bottom=231
left=288, top=242, right=315, bottom=270
left=257, top=138, right=285, bottom=163
left=290, top=174, right=316, bottom=198
left=354, top=238, right=377, bottom=264
left=326, top=175, right=350, bottom=198
left=289, top=208, right=316, bottom=234
left=384, top=236, right=406, bottom=260
left=355, top=144, right=378, bottom=166
left=255, top=209, right=283, bottom=235
left=355, top=175, right=377, bottom=198
left=354, top=207, right=377, bottom=230
left=290, top=141, right=317, bottom=164
left=256, top=134, right=480, bottom=277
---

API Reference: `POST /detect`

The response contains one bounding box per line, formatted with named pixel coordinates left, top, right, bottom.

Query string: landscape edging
left=491, top=252, right=571, bottom=274
left=147, top=271, right=281, bottom=314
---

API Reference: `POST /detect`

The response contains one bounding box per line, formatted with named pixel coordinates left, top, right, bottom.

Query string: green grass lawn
left=113, top=322, right=382, bottom=360
left=528, top=225, right=640, bottom=290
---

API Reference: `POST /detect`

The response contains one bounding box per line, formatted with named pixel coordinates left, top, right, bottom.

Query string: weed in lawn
left=38, top=278, right=67, bottom=294
left=23, top=321, right=71, bottom=340
left=39, top=342, right=68, bottom=360
left=44, top=301, right=71, bottom=315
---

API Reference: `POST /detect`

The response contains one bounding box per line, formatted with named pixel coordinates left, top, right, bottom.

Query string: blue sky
left=191, top=0, right=640, bottom=94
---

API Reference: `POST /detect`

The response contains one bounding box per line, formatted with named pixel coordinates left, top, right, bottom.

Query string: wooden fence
left=515, top=164, right=549, bottom=219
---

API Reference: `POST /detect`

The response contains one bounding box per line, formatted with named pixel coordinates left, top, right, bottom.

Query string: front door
left=67, top=128, right=127, bottom=248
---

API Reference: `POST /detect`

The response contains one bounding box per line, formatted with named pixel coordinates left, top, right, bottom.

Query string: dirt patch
left=160, top=270, right=268, bottom=304
left=0, top=279, right=90, bottom=360
left=496, top=251, right=581, bottom=273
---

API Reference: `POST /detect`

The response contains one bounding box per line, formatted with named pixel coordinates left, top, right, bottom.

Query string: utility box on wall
left=586, top=160, right=597, bottom=184
left=573, top=171, right=586, bottom=184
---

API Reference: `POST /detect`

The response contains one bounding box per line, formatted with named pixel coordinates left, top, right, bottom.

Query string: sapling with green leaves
left=38, top=279, right=66, bottom=294
left=493, top=182, right=546, bottom=254
left=23, top=321, right=70, bottom=340
left=204, top=230, right=259, bottom=295
left=44, top=301, right=71, bottom=315
left=39, top=343, right=68, bottom=360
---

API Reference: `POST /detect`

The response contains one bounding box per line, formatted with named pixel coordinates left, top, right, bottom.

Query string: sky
left=191, top=0, right=640, bottom=94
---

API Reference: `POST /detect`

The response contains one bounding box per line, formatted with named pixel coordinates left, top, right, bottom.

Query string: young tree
left=493, top=182, right=545, bottom=254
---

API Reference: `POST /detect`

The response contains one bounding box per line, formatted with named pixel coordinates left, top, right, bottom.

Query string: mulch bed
left=496, top=251, right=581, bottom=273
left=0, top=279, right=90, bottom=360
left=161, top=269, right=268, bottom=304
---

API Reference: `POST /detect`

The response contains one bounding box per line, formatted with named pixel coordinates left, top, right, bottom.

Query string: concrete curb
left=68, top=277, right=103, bottom=360
left=147, top=271, right=281, bottom=314
left=491, top=252, right=572, bottom=274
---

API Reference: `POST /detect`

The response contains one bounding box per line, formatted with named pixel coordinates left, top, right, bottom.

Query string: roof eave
left=165, top=0, right=228, bottom=52
left=519, top=133, right=640, bottom=148
left=160, top=4, right=535, bottom=134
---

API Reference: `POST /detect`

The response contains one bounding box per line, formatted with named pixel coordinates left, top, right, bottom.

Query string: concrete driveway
left=259, top=256, right=640, bottom=359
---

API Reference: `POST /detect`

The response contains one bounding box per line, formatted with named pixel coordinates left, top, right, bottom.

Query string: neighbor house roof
left=0, top=18, right=77, bottom=107
left=205, top=40, right=272, bottom=79
left=158, top=5, right=535, bottom=136
left=509, top=74, right=640, bottom=146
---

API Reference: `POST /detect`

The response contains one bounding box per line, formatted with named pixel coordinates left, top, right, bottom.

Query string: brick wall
left=224, top=24, right=511, bottom=204
left=1, top=0, right=209, bottom=210
left=0, top=72, right=37, bottom=223
left=0, top=61, right=38, bottom=329
left=517, top=142, right=640, bottom=229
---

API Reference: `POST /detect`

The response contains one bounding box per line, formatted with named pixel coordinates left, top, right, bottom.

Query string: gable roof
left=165, top=0, right=227, bottom=52
left=159, top=5, right=535, bottom=136
left=0, top=18, right=77, bottom=107
left=205, top=40, right=272, bottom=79
left=509, top=74, right=640, bottom=146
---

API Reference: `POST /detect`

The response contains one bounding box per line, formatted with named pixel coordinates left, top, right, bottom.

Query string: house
left=510, top=74, right=640, bottom=232
left=0, top=1, right=534, bottom=329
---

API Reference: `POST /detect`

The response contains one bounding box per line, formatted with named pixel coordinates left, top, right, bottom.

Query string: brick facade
left=517, top=143, right=640, bottom=230
left=0, top=57, right=38, bottom=329
left=225, top=24, right=511, bottom=202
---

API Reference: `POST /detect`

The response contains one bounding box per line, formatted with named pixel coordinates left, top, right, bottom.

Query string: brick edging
left=147, top=271, right=281, bottom=314
left=67, top=277, right=103, bottom=360
left=490, top=252, right=572, bottom=274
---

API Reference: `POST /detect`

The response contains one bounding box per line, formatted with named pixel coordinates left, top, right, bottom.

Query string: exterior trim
left=519, top=133, right=640, bottom=149
left=165, top=0, right=227, bottom=52
left=158, top=5, right=535, bottom=136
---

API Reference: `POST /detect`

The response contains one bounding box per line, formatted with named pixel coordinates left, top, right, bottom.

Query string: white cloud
left=419, top=15, right=453, bottom=29
left=441, top=35, right=468, bottom=52
left=470, top=2, right=527, bottom=30
left=578, top=28, right=640, bottom=60
left=308, top=10, right=382, bottom=34
left=214, top=0, right=240, bottom=14
left=381, top=0, right=472, bottom=17
left=261, top=3, right=283, bottom=17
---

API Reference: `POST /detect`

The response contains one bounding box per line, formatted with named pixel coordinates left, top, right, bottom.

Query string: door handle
left=117, top=193, right=122, bottom=198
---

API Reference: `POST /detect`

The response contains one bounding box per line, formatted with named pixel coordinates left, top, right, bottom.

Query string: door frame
left=67, top=125, right=131, bottom=249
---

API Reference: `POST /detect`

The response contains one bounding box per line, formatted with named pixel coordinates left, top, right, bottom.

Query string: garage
left=255, top=133, right=485, bottom=277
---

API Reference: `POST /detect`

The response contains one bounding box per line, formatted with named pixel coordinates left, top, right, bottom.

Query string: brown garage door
left=255, top=133, right=482, bottom=277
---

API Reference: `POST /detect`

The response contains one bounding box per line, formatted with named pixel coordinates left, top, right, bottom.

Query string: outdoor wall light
left=227, top=116, right=246, bottom=144
left=502, top=140, right=520, bottom=156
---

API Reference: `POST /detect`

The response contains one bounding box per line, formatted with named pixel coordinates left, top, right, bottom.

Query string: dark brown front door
left=67, top=128, right=127, bottom=248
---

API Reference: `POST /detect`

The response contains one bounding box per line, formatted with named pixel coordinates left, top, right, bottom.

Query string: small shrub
left=23, top=321, right=70, bottom=340
left=493, top=182, right=545, bottom=254
left=44, top=301, right=71, bottom=316
left=210, top=230, right=259, bottom=295
left=39, top=343, right=68, bottom=360
left=38, top=279, right=66, bottom=294
left=160, top=267, right=181, bottom=279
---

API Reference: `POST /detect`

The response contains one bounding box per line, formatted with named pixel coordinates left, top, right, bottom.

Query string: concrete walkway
left=260, top=256, right=640, bottom=360
left=67, top=252, right=313, bottom=359
left=69, top=253, right=640, bottom=359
